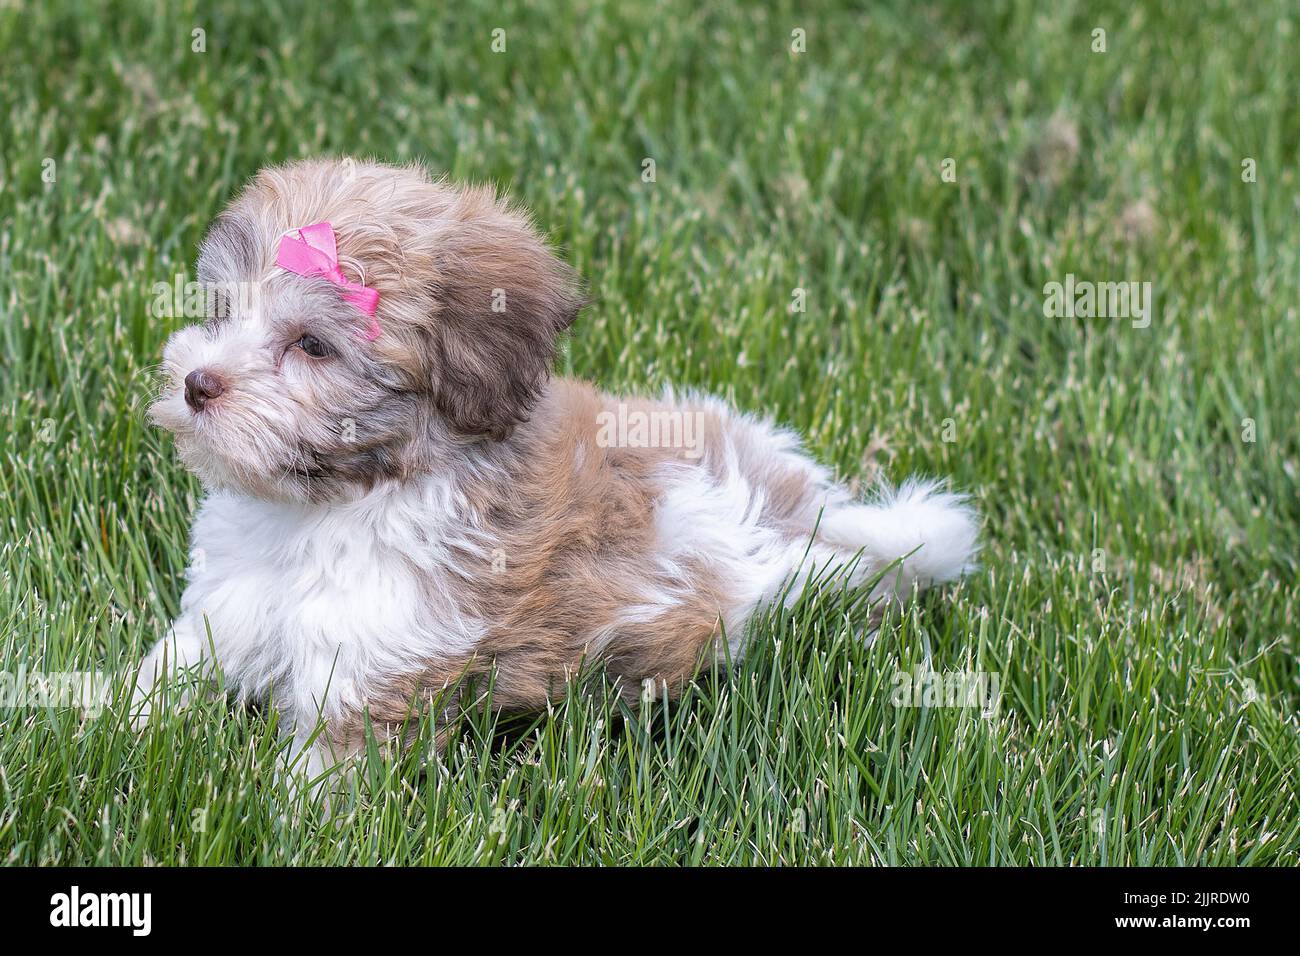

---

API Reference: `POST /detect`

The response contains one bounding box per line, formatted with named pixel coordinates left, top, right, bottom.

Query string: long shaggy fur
left=135, top=158, right=979, bottom=786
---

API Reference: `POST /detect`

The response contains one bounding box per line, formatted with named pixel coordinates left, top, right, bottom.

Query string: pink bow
left=276, top=221, right=381, bottom=340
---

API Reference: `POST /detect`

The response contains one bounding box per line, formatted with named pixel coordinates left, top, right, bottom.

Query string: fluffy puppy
left=136, top=158, right=978, bottom=782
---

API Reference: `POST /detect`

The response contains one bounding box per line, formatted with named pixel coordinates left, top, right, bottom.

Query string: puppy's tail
left=819, top=478, right=979, bottom=599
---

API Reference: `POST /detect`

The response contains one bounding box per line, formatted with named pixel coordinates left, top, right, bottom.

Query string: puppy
left=136, top=158, right=978, bottom=782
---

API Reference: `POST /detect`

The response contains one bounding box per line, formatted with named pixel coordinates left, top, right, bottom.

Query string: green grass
left=1, top=0, right=1298, bottom=865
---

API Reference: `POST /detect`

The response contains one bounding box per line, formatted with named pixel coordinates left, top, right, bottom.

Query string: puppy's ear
left=414, top=185, right=582, bottom=441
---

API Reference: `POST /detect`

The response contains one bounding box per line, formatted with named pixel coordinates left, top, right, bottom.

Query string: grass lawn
left=1, top=0, right=1297, bottom=865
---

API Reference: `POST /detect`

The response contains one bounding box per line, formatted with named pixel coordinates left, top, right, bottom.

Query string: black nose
left=184, top=369, right=226, bottom=411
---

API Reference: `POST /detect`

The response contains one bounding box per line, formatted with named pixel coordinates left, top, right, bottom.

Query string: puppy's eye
left=296, top=334, right=332, bottom=359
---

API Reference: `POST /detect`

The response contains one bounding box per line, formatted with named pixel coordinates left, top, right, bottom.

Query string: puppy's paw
left=128, top=669, right=193, bottom=729
left=129, top=625, right=208, bottom=728
left=128, top=681, right=153, bottom=730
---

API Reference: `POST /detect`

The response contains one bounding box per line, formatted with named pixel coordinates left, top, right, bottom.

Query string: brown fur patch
left=330, top=381, right=829, bottom=753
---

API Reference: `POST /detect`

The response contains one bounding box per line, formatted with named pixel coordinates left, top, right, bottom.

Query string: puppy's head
left=150, top=158, right=582, bottom=500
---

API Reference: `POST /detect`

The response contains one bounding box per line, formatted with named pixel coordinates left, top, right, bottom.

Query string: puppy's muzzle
left=184, top=369, right=226, bottom=412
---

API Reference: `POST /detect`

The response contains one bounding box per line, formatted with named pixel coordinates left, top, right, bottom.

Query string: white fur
left=133, top=478, right=489, bottom=739
left=817, top=478, right=980, bottom=592
left=636, top=402, right=978, bottom=656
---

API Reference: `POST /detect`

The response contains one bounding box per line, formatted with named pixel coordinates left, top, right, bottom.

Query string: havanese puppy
left=135, top=158, right=978, bottom=786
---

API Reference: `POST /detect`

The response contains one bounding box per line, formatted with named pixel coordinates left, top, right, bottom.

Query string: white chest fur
left=179, top=483, right=487, bottom=724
